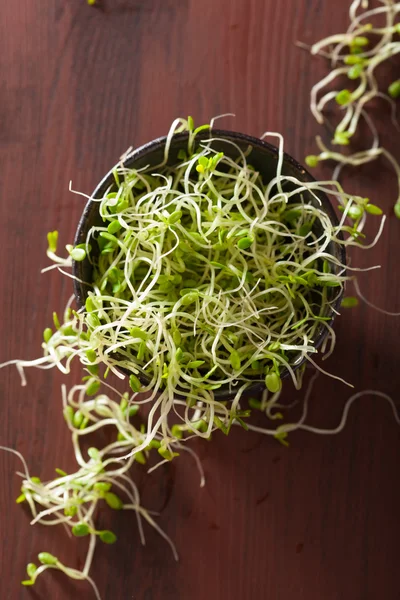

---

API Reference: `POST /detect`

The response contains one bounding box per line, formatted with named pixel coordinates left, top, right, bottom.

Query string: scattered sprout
left=303, top=1, right=400, bottom=213
left=0, top=379, right=184, bottom=598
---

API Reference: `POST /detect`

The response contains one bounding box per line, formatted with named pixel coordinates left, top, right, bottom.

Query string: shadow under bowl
left=73, top=129, right=346, bottom=400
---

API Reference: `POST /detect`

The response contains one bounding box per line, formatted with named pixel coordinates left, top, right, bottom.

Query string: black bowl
left=73, top=130, right=346, bottom=399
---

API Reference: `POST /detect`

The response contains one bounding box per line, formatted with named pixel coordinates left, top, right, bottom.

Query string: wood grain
left=1, top=1, right=399, bottom=599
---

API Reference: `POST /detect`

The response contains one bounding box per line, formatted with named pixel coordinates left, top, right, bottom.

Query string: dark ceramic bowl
left=73, top=130, right=346, bottom=399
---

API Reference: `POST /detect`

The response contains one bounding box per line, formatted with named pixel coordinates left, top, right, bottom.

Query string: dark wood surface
left=1, top=1, right=399, bottom=599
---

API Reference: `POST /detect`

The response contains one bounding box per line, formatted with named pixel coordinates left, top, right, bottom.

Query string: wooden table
left=1, top=1, right=399, bottom=599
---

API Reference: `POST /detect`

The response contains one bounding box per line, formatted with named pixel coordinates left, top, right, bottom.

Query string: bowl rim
left=73, top=129, right=346, bottom=399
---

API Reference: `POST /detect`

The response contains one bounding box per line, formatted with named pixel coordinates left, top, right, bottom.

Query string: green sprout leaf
left=158, top=447, right=180, bottom=461
left=86, top=348, right=97, bottom=363
left=129, top=374, right=141, bottom=393
left=55, top=468, right=67, bottom=477
left=104, top=492, right=123, bottom=510
left=177, top=149, right=187, bottom=161
left=187, top=360, right=205, bottom=369
left=149, top=439, right=162, bottom=449
left=85, top=378, right=100, bottom=396
left=88, top=447, right=100, bottom=460
left=347, top=64, right=363, bottom=79
left=26, top=563, right=37, bottom=578
left=94, top=482, right=112, bottom=493
left=72, top=409, right=84, bottom=428
left=168, top=210, right=182, bottom=225
left=388, top=80, right=400, bottom=99
left=47, top=231, right=58, bottom=253
left=237, top=236, right=254, bottom=250
left=341, top=296, right=359, bottom=308
left=69, top=247, right=86, bottom=262
left=85, top=296, right=96, bottom=312
left=52, top=312, right=61, bottom=330
left=172, top=329, right=181, bottom=345
left=348, top=205, right=363, bottom=220
left=229, top=350, right=241, bottom=371
left=274, top=431, right=289, bottom=447
left=107, top=220, right=122, bottom=234
left=352, top=35, right=369, bottom=47
left=43, top=327, right=53, bottom=343
left=181, top=291, right=199, bottom=306
left=333, top=131, right=351, bottom=145
left=299, top=223, right=312, bottom=237
left=171, top=424, right=183, bottom=439
left=99, top=232, right=119, bottom=244
left=344, top=54, right=364, bottom=65
left=249, top=398, right=262, bottom=410
left=129, top=327, right=148, bottom=341
left=213, top=416, right=229, bottom=435
left=63, top=405, right=74, bottom=424
left=265, top=372, right=282, bottom=394
left=38, top=552, right=58, bottom=566
left=335, top=89, right=352, bottom=105
left=196, top=155, right=209, bottom=174
left=86, top=313, right=101, bottom=329
left=72, top=523, right=90, bottom=537
left=134, top=450, right=146, bottom=464
left=364, top=203, right=383, bottom=216
left=126, top=404, right=139, bottom=417
left=64, top=505, right=77, bottom=517
left=99, top=530, right=117, bottom=544
left=305, top=155, right=319, bottom=168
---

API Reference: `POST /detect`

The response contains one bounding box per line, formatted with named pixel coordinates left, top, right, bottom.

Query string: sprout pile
left=0, top=115, right=392, bottom=598
left=4, top=118, right=386, bottom=445
left=302, top=0, right=400, bottom=216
